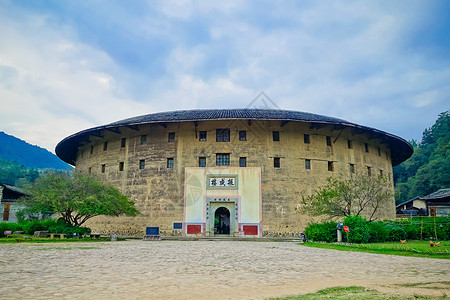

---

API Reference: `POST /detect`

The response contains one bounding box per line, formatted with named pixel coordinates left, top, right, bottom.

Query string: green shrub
left=384, top=223, right=407, bottom=241
left=403, top=223, right=421, bottom=240
left=344, top=215, right=370, bottom=243
left=304, top=221, right=338, bottom=242
left=367, top=221, right=389, bottom=243
left=0, top=222, right=24, bottom=237
left=1, top=220, right=91, bottom=238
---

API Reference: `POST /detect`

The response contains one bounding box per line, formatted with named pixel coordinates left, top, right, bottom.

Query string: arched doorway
left=214, top=207, right=230, bottom=235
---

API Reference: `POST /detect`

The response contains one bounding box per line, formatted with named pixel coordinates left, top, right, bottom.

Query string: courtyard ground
left=0, top=240, right=448, bottom=299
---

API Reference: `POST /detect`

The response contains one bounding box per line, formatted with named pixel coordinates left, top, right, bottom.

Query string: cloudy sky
left=1, top=0, right=449, bottom=153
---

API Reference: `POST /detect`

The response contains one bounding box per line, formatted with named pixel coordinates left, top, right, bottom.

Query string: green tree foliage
left=343, top=215, right=370, bottom=243
left=394, top=110, right=450, bottom=203
left=21, top=173, right=139, bottom=227
left=0, top=158, right=40, bottom=186
left=302, top=175, right=393, bottom=221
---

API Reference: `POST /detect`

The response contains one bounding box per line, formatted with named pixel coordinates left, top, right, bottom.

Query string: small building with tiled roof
left=0, top=183, right=27, bottom=223
left=56, top=109, right=413, bottom=237
left=397, top=188, right=450, bottom=216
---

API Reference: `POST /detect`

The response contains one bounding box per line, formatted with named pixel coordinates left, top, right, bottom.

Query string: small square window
left=305, top=159, right=311, bottom=170
left=139, top=160, right=145, bottom=170
left=328, top=161, right=334, bottom=172
left=347, top=139, right=352, bottom=149
left=273, top=131, right=280, bottom=142
left=216, top=129, right=230, bottom=142
left=326, top=136, right=332, bottom=146
left=364, top=143, right=369, bottom=153
left=379, top=169, right=383, bottom=177
left=168, top=132, right=175, bottom=142
left=377, top=147, right=381, bottom=156
left=88, top=167, right=92, bottom=174
left=101, top=164, right=106, bottom=173
left=167, top=158, right=174, bottom=168
left=199, top=157, right=206, bottom=167
left=199, top=131, right=207, bottom=141
left=216, top=153, right=230, bottom=166
left=140, top=135, right=147, bottom=145
left=349, top=163, right=355, bottom=173
left=239, top=157, right=247, bottom=167
left=103, top=142, right=108, bottom=151
left=119, top=162, right=124, bottom=171
left=367, top=166, right=372, bottom=176
left=239, top=130, right=247, bottom=141
left=121, top=138, right=126, bottom=148
left=274, top=157, right=280, bottom=168
left=304, top=134, right=310, bottom=144
left=90, top=146, right=94, bottom=154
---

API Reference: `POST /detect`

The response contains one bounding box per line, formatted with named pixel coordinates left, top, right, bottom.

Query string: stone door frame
left=206, top=197, right=239, bottom=237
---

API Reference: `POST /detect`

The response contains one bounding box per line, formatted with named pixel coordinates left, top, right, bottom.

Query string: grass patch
left=268, top=286, right=447, bottom=299
left=397, top=281, right=450, bottom=290
left=301, top=241, right=450, bottom=259
left=0, top=235, right=116, bottom=244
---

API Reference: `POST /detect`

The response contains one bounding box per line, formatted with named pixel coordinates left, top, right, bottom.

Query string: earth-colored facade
left=56, top=109, right=413, bottom=237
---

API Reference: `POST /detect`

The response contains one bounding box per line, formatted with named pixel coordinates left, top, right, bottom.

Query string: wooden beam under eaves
left=79, top=136, right=91, bottom=146
left=310, top=123, right=327, bottom=130
left=159, top=122, right=167, bottom=128
left=332, top=124, right=346, bottom=131
left=106, top=127, right=121, bottom=134
left=353, top=128, right=369, bottom=135
left=90, top=131, right=103, bottom=138
left=126, top=125, right=139, bottom=131
left=281, top=120, right=290, bottom=127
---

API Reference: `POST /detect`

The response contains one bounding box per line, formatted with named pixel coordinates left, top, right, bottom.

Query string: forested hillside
left=394, top=110, right=450, bottom=204
left=0, top=131, right=72, bottom=170
left=0, top=159, right=40, bottom=186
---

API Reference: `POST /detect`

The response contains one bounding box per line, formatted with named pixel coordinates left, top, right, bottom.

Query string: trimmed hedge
left=305, top=216, right=449, bottom=243
left=304, top=221, right=337, bottom=243
left=0, top=220, right=91, bottom=237
left=344, top=215, right=370, bottom=243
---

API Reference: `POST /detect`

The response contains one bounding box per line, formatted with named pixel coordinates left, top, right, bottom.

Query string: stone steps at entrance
left=159, top=236, right=303, bottom=242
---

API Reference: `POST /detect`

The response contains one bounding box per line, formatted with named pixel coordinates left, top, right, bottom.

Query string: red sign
left=187, top=225, right=202, bottom=234
left=343, top=226, right=350, bottom=232
left=243, top=225, right=258, bottom=235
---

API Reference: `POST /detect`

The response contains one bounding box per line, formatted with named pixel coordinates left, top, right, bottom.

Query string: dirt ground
left=0, top=240, right=448, bottom=299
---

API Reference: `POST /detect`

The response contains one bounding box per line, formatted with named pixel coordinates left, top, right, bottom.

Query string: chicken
left=400, top=240, right=406, bottom=244
left=435, top=242, right=441, bottom=247
left=430, top=240, right=435, bottom=247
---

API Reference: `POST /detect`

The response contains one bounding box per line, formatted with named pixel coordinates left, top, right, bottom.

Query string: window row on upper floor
left=91, top=154, right=389, bottom=180
left=81, top=130, right=387, bottom=161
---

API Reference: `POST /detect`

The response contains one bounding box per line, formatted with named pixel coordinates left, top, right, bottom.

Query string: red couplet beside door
left=187, top=225, right=202, bottom=234
left=243, top=225, right=258, bottom=235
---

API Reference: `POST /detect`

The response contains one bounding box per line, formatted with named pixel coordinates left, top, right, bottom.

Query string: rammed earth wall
left=74, top=119, right=396, bottom=236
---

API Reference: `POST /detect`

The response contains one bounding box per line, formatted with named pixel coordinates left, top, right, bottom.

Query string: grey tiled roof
left=106, top=109, right=349, bottom=126
left=421, top=188, right=450, bottom=200
left=55, top=108, right=413, bottom=166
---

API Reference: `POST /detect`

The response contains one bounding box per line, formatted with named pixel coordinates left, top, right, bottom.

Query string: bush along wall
left=304, top=216, right=449, bottom=243
left=0, top=220, right=91, bottom=237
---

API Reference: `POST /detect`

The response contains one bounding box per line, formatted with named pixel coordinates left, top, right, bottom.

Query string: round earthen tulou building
left=56, top=109, right=413, bottom=237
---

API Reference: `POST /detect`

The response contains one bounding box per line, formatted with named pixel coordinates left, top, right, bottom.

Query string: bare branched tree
left=301, top=174, right=393, bottom=221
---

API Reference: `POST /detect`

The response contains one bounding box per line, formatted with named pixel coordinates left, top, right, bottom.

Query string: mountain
left=0, top=131, right=72, bottom=170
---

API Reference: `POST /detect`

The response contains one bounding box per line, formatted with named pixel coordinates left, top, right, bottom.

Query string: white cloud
left=0, top=0, right=449, bottom=154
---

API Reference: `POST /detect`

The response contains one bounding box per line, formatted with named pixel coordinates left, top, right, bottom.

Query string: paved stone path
left=0, top=240, right=448, bottom=299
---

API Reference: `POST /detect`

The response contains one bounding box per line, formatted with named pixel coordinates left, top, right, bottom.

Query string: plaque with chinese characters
left=206, top=174, right=238, bottom=190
